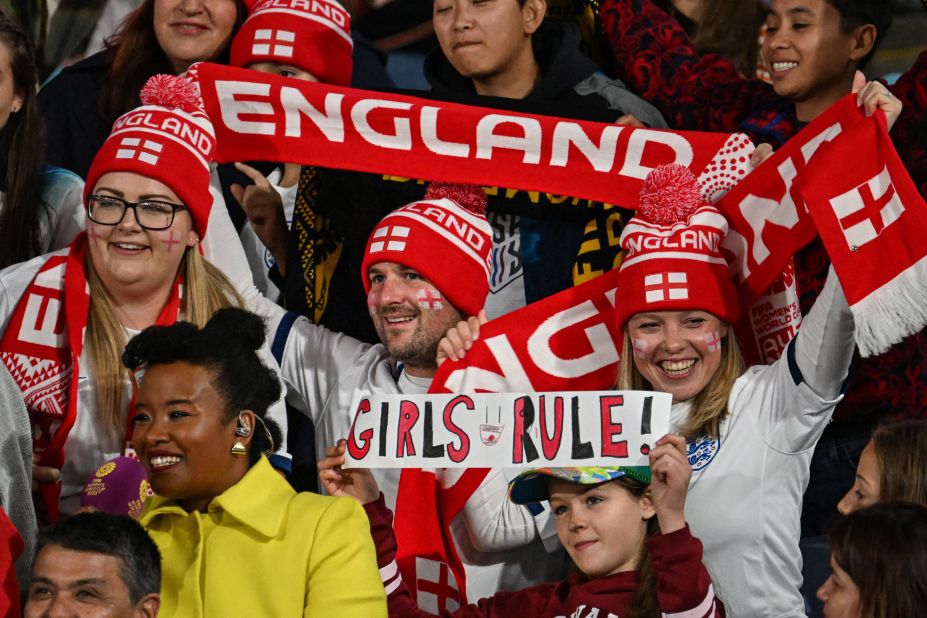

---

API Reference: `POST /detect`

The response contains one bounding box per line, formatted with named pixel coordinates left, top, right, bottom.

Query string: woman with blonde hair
left=0, top=74, right=284, bottom=521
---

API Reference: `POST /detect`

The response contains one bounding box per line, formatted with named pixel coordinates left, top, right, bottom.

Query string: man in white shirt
left=265, top=184, right=565, bottom=603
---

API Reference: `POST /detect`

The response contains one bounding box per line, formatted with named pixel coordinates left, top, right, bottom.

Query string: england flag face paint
left=365, top=261, right=463, bottom=372
left=416, top=288, right=445, bottom=311
left=703, top=331, right=721, bottom=353
left=632, top=338, right=649, bottom=360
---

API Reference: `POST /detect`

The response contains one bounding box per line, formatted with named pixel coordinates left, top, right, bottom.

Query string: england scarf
left=716, top=94, right=927, bottom=356
left=392, top=269, right=623, bottom=606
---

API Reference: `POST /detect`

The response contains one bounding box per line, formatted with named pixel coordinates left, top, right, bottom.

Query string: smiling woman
left=123, top=308, right=386, bottom=617
left=40, top=0, right=247, bottom=179
left=0, top=74, right=285, bottom=522
left=610, top=162, right=858, bottom=616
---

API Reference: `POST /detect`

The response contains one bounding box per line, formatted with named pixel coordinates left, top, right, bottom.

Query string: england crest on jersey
left=687, top=434, right=720, bottom=471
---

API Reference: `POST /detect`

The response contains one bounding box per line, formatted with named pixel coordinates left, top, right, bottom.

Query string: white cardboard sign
left=343, top=391, right=672, bottom=468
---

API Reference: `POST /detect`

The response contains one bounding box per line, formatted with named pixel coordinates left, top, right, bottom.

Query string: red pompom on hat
left=614, top=164, right=739, bottom=330
left=84, top=74, right=216, bottom=237
left=361, top=183, right=492, bottom=317
left=231, top=0, right=353, bottom=87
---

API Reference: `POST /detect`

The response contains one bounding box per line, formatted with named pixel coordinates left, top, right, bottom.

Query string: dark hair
left=829, top=502, right=927, bottom=617
left=871, top=419, right=927, bottom=505
left=827, top=0, right=893, bottom=68
left=100, top=0, right=248, bottom=120
left=0, top=14, right=47, bottom=268
left=692, top=0, right=767, bottom=77
left=122, top=308, right=282, bottom=465
left=34, top=512, right=161, bottom=603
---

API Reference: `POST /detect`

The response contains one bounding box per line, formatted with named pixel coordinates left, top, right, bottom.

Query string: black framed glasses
left=86, top=194, right=186, bottom=231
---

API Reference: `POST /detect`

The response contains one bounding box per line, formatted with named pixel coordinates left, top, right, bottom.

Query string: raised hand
left=648, top=433, right=691, bottom=534
left=231, top=162, right=290, bottom=275
left=852, top=70, right=903, bottom=131
left=318, top=440, right=380, bottom=505
left=436, top=309, right=488, bottom=366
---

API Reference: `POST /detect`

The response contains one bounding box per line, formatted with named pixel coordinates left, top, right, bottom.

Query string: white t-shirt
left=485, top=212, right=526, bottom=320
left=674, top=269, right=854, bottom=618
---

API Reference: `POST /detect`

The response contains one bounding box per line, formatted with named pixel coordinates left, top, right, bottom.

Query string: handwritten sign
left=344, top=391, right=671, bottom=468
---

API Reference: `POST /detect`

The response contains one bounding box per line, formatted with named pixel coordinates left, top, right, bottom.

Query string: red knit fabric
left=84, top=75, right=215, bottom=237
left=231, top=0, right=353, bottom=86
left=361, top=196, right=492, bottom=318
left=615, top=165, right=739, bottom=329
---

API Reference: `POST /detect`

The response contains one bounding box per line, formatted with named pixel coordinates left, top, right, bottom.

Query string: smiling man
left=264, top=183, right=566, bottom=603
left=271, top=183, right=491, bottom=477
left=24, top=512, right=161, bottom=618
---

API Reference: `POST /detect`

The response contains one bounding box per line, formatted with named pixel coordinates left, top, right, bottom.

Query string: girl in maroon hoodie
left=320, top=434, right=723, bottom=617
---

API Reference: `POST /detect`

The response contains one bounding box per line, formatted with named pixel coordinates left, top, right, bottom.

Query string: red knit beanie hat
left=615, top=164, right=739, bottom=330
left=84, top=74, right=216, bottom=238
left=231, top=0, right=353, bottom=87
left=361, top=183, right=492, bottom=318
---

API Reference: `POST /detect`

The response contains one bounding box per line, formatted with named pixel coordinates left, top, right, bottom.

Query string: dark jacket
left=39, top=50, right=114, bottom=180
left=421, top=20, right=666, bottom=307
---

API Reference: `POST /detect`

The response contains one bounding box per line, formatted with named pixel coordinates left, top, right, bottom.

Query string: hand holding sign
left=319, top=440, right=380, bottom=505
left=648, top=434, right=690, bottom=535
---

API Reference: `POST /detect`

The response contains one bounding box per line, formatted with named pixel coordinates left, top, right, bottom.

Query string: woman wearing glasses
left=0, top=74, right=281, bottom=521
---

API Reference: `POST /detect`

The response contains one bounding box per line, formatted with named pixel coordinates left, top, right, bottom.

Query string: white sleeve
left=741, top=266, right=854, bottom=453
left=793, top=265, right=855, bottom=400
left=273, top=314, right=377, bottom=427
left=452, top=468, right=540, bottom=552
left=40, top=167, right=86, bottom=251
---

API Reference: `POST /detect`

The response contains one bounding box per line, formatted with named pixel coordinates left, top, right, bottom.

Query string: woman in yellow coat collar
left=127, top=308, right=386, bottom=617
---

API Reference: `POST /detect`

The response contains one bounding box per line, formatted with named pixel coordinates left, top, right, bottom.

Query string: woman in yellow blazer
left=125, top=308, right=386, bottom=617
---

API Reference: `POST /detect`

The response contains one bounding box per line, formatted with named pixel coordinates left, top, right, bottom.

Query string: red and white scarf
left=391, top=98, right=927, bottom=605
left=194, top=68, right=925, bottom=601
left=0, top=234, right=182, bottom=520
left=392, top=270, right=623, bottom=606
left=716, top=95, right=927, bottom=356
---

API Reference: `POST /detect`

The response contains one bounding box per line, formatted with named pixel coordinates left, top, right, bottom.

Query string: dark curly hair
left=122, top=308, right=282, bottom=465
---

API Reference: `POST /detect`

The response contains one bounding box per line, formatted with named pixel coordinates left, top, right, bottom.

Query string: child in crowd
left=838, top=419, right=927, bottom=514
left=818, top=502, right=927, bottom=616
left=319, top=436, right=723, bottom=617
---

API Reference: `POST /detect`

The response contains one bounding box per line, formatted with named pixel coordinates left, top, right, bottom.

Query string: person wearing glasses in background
left=0, top=73, right=286, bottom=523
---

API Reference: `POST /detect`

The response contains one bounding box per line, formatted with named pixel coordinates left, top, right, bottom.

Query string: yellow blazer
left=140, top=457, right=386, bottom=617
